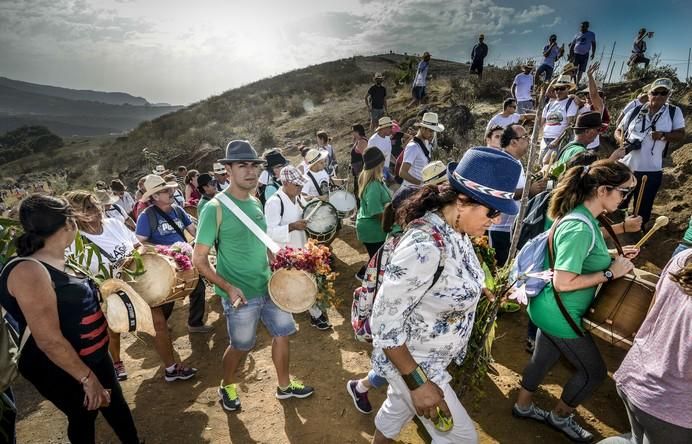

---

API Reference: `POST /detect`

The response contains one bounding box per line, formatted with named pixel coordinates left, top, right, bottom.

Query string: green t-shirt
left=683, top=217, right=692, bottom=244
left=197, top=196, right=211, bottom=214
left=528, top=204, right=612, bottom=338
left=356, top=180, right=391, bottom=243
left=196, top=192, right=271, bottom=300
left=556, top=142, right=587, bottom=168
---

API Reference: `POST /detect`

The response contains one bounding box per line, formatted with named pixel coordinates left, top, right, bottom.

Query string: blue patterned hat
left=447, top=147, right=521, bottom=215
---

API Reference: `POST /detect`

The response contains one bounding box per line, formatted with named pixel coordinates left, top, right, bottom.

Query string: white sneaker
left=546, top=412, right=593, bottom=443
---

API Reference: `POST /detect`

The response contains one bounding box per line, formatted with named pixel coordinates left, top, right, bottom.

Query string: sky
left=1, top=0, right=691, bottom=105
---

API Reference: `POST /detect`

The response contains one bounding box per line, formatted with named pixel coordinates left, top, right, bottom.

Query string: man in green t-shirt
left=192, top=140, right=314, bottom=413
left=554, top=111, right=601, bottom=168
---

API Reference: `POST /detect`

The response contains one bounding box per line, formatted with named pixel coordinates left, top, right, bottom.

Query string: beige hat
left=93, top=189, right=119, bottom=206
left=152, top=165, right=167, bottom=175
left=139, top=174, right=179, bottom=202
left=100, top=279, right=155, bottom=336
left=522, top=61, right=535, bottom=69
left=305, top=148, right=329, bottom=166
left=268, top=269, right=317, bottom=314
left=648, top=78, right=673, bottom=93
left=415, top=112, right=445, bottom=132
left=553, top=74, right=576, bottom=91
left=376, top=116, right=394, bottom=131
left=422, top=161, right=448, bottom=185
left=374, top=72, right=384, bottom=80
left=212, top=162, right=226, bottom=174
left=561, top=62, right=577, bottom=74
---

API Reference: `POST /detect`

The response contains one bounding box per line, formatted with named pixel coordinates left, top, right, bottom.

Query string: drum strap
left=306, top=172, right=324, bottom=196
left=548, top=218, right=585, bottom=337
left=215, top=193, right=280, bottom=254
left=597, top=215, right=624, bottom=255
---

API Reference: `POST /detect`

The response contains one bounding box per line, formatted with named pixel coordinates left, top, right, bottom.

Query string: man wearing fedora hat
left=193, top=139, right=314, bottom=413
left=398, top=112, right=444, bottom=189
left=470, top=34, right=489, bottom=80
left=512, top=62, right=535, bottom=114
left=213, top=162, right=230, bottom=192
left=554, top=111, right=603, bottom=167
left=408, top=52, right=431, bottom=107
left=368, top=117, right=394, bottom=180
left=366, top=73, right=388, bottom=130
left=536, top=34, right=563, bottom=83
left=540, top=75, right=578, bottom=162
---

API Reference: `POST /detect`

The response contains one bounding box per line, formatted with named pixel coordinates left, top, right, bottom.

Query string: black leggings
left=358, top=241, right=385, bottom=275
left=20, top=352, right=139, bottom=444
left=520, top=329, right=606, bottom=408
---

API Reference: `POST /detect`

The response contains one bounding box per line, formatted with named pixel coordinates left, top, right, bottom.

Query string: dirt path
left=15, top=226, right=631, bottom=443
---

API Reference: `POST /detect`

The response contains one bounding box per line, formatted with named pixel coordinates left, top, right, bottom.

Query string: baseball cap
left=648, top=78, right=673, bottom=92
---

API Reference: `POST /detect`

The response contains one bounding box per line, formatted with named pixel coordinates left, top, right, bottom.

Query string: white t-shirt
left=618, top=104, right=685, bottom=172
left=621, top=99, right=643, bottom=121
left=368, top=133, right=393, bottom=167
left=115, top=191, right=136, bottom=214
left=68, top=218, right=138, bottom=272
left=259, top=170, right=270, bottom=186
left=542, top=97, right=578, bottom=139
left=490, top=160, right=526, bottom=233
left=265, top=189, right=307, bottom=249
left=302, top=169, right=330, bottom=197
left=297, top=160, right=309, bottom=175
left=486, top=113, right=521, bottom=133
left=401, top=139, right=432, bottom=187
left=105, top=204, right=128, bottom=224
left=513, top=73, right=533, bottom=102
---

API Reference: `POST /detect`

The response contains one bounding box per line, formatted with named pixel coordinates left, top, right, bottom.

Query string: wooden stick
left=634, top=216, right=669, bottom=249
left=304, top=201, right=323, bottom=221
left=634, top=175, right=648, bottom=217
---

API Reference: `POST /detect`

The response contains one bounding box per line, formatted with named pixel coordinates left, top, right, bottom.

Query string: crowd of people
left=0, top=21, right=690, bottom=444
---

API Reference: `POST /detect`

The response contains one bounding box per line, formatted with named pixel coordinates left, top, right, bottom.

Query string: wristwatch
left=603, top=269, right=614, bottom=282
left=402, top=365, right=428, bottom=390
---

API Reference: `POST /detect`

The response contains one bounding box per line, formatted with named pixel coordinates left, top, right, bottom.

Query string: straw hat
left=152, top=165, right=168, bottom=175
left=212, top=162, right=226, bottom=175
left=414, top=112, right=445, bottom=132
left=553, top=74, right=576, bottom=91
left=93, top=189, right=119, bottom=206
left=139, top=174, right=179, bottom=202
left=305, top=148, right=329, bottom=166
left=374, top=72, right=384, bottom=80
left=268, top=269, right=317, bottom=313
left=422, top=161, right=448, bottom=185
left=376, top=116, right=394, bottom=131
left=100, top=279, right=155, bottom=336
left=561, top=62, right=577, bottom=74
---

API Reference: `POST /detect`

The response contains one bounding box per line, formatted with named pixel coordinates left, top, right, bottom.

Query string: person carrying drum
left=397, top=112, right=444, bottom=190
left=513, top=160, right=641, bottom=443
left=192, top=140, right=315, bottom=413
left=302, top=148, right=346, bottom=201
left=264, top=165, right=332, bottom=331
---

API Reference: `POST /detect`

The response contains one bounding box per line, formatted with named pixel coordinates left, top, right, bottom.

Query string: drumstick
left=304, top=201, right=323, bottom=220
left=633, top=175, right=648, bottom=217
left=634, top=216, right=669, bottom=249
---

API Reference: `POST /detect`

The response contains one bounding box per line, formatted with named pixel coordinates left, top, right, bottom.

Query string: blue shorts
left=220, top=295, right=296, bottom=351
left=412, top=86, right=426, bottom=100
left=573, top=53, right=589, bottom=73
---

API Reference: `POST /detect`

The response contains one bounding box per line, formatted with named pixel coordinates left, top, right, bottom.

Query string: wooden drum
left=121, top=252, right=199, bottom=307
left=583, top=269, right=658, bottom=349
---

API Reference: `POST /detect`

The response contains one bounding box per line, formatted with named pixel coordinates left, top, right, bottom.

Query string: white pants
left=375, top=373, right=478, bottom=444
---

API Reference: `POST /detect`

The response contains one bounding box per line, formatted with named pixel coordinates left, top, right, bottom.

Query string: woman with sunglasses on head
left=513, top=160, right=640, bottom=443
left=370, top=148, right=520, bottom=444
left=0, top=194, right=141, bottom=444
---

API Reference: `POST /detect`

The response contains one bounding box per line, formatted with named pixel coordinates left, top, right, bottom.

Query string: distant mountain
left=0, top=77, right=182, bottom=136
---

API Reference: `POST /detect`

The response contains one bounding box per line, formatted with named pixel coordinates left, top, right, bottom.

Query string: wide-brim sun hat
left=264, top=149, right=288, bottom=169
left=305, top=148, right=329, bottom=166
left=572, top=111, right=602, bottom=129
left=376, top=116, right=394, bottom=131
left=414, top=112, right=445, bottom=132
left=553, top=74, right=576, bottom=91
left=93, top=189, right=119, bottom=206
left=100, top=279, right=155, bottom=336
left=561, top=62, right=577, bottom=74
left=363, top=147, right=385, bottom=170
left=422, top=160, right=448, bottom=185
left=522, top=61, right=535, bottom=69
left=218, top=139, right=265, bottom=165
left=374, top=72, right=384, bottom=80
left=212, top=162, right=226, bottom=174
left=152, top=165, right=168, bottom=175
left=447, top=147, right=521, bottom=216
left=139, top=174, right=179, bottom=202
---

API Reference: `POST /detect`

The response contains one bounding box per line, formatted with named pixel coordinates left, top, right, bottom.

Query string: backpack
left=515, top=190, right=552, bottom=251
left=0, top=257, right=40, bottom=392
left=623, top=104, right=678, bottom=157
left=351, top=219, right=446, bottom=342
left=144, top=204, right=187, bottom=240
left=511, top=212, right=595, bottom=299
left=394, top=137, right=431, bottom=182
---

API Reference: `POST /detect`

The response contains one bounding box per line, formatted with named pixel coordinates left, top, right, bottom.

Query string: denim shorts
left=412, top=86, right=426, bottom=100
left=220, top=295, right=296, bottom=351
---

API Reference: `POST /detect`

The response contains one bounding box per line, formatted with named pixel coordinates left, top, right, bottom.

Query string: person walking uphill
left=192, top=140, right=314, bottom=414
left=408, top=52, right=431, bottom=107
left=513, top=160, right=640, bottom=443
left=370, top=148, right=521, bottom=444
left=0, top=195, right=141, bottom=444
left=470, top=34, right=488, bottom=80
left=366, top=73, right=388, bottom=130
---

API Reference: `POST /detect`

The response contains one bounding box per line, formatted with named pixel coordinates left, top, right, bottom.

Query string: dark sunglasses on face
left=460, top=196, right=501, bottom=219
left=607, top=186, right=635, bottom=199
left=650, top=90, right=668, bottom=96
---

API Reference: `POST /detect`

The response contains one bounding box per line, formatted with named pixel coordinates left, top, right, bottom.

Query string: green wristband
left=402, top=365, right=428, bottom=390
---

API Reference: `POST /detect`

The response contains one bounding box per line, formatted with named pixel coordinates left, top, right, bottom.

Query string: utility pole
left=605, top=41, right=616, bottom=84
left=619, top=60, right=625, bottom=79
left=687, top=48, right=691, bottom=82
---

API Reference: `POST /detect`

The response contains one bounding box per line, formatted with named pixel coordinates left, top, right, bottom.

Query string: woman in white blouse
left=370, top=147, right=521, bottom=444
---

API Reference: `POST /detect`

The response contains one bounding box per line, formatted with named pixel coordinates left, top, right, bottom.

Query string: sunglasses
left=554, top=86, right=569, bottom=91
left=650, top=90, right=669, bottom=96
left=459, top=196, right=501, bottom=219
left=607, top=186, right=635, bottom=199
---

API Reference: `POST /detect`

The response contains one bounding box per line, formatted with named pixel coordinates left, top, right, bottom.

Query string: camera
left=624, top=139, right=642, bottom=154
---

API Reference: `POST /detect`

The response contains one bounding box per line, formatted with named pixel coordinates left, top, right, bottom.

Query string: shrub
left=256, top=127, right=276, bottom=149
left=287, top=96, right=305, bottom=117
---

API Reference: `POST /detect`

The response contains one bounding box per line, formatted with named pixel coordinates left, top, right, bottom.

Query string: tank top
left=0, top=259, right=109, bottom=366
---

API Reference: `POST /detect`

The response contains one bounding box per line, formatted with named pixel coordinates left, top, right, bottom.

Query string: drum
left=329, top=190, right=357, bottom=219
left=184, top=204, right=198, bottom=219
left=303, top=200, right=339, bottom=245
left=583, top=269, right=658, bottom=349
left=120, top=252, right=199, bottom=307
left=268, top=268, right=318, bottom=313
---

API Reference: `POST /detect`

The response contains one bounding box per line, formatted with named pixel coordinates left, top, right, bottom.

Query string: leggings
left=20, top=352, right=140, bottom=444
left=521, top=329, right=606, bottom=407
left=598, top=387, right=692, bottom=444
left=358, top=241, right=385, bottom=275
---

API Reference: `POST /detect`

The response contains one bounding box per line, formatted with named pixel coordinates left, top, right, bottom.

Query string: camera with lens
left=624, top=138, right=642, bottom=154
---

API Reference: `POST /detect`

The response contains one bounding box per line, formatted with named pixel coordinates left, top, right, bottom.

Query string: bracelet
left=80, top=369, right=91, bottom=385
left=622, top=222, right=627, bottom=233
left=402, top=365, right=428, bottom=391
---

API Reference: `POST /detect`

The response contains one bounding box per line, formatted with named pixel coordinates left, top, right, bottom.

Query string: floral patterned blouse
left=371, top=212, right=484, bottom=385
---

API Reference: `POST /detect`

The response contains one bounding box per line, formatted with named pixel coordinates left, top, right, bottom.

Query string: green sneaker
left=218, top=382, right=241, bottom=411
left=276, top=379, right=315, bottom=400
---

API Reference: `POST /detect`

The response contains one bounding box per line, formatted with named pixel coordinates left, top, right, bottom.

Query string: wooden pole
left=687, top=48, right=691, bottom=82
left=507, top=86, right=547, bottom=262
left=619, top=60, right=625, bottom=77
left=605, top=42, right=616, bottom=84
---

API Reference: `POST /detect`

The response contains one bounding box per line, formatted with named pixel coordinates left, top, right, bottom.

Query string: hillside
left=0, top=76, right=182, bottom=136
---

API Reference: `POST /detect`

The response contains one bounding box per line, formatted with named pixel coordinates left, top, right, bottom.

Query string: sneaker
left=512, top=403, right=549, bottom=423
left=525, top=338, right=536, bottom=354
left=355, top=271, right=365, bottom=281
left=310, top=314, right=332, bottom=331
left=164, top=363, right=198, bottom=382
left=218, top=382, right=241, bottom=411
left=346, top=380, right=372, bottom=414
left=187, top=324, right=214, bottom=333
left=113, top=360, right=128, bottom=381
left=546, top=412, right=594, bottom=443
left=276, top=379, right=315, bottom=400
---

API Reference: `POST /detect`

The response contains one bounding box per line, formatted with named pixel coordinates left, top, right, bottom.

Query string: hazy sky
left=2, top=0, right=691, bottom=104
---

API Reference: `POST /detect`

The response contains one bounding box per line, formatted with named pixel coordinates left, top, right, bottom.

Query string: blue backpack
left=511, top=213, right=595, bottom=298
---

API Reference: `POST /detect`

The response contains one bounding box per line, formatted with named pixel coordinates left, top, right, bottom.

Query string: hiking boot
left=546, top=412, right=594, bottom=443
left=164, top=363, right=197, bottom=382
left=218, top=382, right=241, bottom=411
left=310, top=314, right=332, bottom=331
left=276, top=379, right=315, bottom=400
left=346, top=380, right=372, bottom=414
left=525, top=338, right=536, bottom=354
left=188, top=324, right=214, bottom=333
left=512, top=403, right=549, bottom=423
left=113, top=360, right=128, bottom=381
